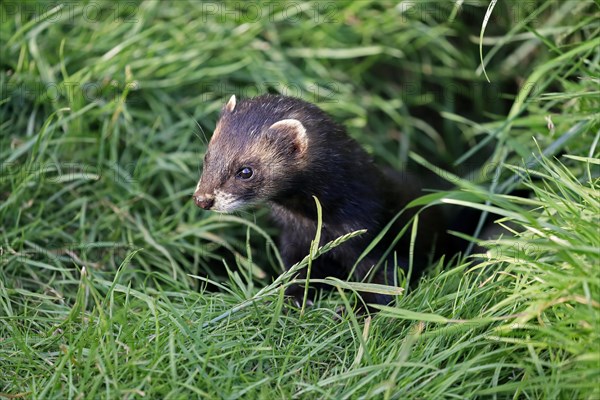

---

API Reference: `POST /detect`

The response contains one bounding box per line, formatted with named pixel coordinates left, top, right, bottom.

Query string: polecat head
left=193, top=95, right=310, bottom=212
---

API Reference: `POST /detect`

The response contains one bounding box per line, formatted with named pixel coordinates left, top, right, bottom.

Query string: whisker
left=193, top=118, right=209, bottom=145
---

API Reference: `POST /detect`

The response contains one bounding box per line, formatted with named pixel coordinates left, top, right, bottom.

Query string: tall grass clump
left=1, top=0, right=598, bottom=398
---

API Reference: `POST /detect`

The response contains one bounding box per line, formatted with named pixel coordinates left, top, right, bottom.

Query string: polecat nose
left=194, top=194, right=214, bottom=210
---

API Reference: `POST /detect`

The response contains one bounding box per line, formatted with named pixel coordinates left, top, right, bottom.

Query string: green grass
left=1, top=0, right=599, bottom=398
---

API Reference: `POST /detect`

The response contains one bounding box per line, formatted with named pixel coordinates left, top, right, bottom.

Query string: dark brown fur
left=194, top=95, right=448, bottom=309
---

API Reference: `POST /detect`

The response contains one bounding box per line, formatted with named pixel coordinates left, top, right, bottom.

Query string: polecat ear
left=268, top=119, right=308, bottom=156
left=224, top=95, right=236, bottom=113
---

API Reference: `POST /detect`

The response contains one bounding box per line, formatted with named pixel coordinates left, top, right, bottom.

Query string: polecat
left=193, top=94, right=448, bottom=309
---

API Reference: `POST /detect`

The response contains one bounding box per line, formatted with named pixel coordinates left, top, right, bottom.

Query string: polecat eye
left=236, top=167, right=253, bottom=180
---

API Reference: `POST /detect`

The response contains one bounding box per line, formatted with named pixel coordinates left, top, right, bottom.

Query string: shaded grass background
left=1, top=0, right=599, bottom=398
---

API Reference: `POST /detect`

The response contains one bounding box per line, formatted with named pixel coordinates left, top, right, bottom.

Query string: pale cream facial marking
left=194, top=178, right=203, bottom=193
left=212, top=190, right=238, bottom=213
